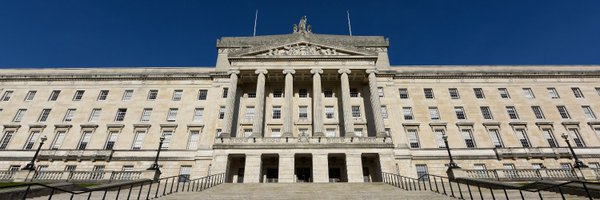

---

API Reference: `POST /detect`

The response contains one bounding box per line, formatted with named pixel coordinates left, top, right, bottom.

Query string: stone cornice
left=0, top=71, right=218, bottom=82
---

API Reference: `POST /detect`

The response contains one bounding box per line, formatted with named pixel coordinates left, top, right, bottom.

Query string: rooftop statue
left=293, top=16, right=311, bottom=34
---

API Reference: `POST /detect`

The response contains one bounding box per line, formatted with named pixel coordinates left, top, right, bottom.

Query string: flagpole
left=253, top=9, right=258, bottom=37
left=347, top=10, right=353, bottom=36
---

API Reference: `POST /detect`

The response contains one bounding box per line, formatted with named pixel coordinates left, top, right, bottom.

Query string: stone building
left=1, top=18, right=600, bottom=183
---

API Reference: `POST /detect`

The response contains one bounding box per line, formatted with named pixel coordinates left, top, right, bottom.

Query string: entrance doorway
left=295, top=154, right=312, bottom=182
left=327, top=154, right=347, bottom=182
left=260, top=154, right=279, bottom=183
left=361, top=153, right=382, bottom=182
left=226, top=154, right=246, bottom=183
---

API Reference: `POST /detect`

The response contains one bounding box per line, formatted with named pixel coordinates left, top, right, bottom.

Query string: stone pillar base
left=220, top=133, right=231, bottom=138
left=282, top=132, right=293, bottom=137
left=376, top=132, right=388, bottom=138
left=313, top=132, right=324, bottom=137
left=345, top=132, right=357, bottom=138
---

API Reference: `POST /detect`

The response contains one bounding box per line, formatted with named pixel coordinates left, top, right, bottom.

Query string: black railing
left=0, top=172, right=225, bottom=200
left=382, top=172, right=599, bottom=200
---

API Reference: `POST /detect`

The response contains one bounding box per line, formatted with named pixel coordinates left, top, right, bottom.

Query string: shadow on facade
left=362, top=153, right=382, bottom=182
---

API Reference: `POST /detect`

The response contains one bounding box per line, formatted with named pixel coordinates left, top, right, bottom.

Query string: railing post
left=441, top=176, right=447, bottom=195
left=434, top=176, right=439, bottom=193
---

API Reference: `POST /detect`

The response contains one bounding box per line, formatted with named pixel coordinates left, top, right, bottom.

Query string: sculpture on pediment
left=262, top=44, right=343, bottom=56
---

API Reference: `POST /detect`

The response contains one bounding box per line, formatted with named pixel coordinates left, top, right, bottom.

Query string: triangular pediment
left=229, top=40, right=376, bottom=57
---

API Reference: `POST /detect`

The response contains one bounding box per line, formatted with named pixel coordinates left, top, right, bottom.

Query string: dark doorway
left=260, top=154, right=279, bottom=183
left=327, top=154, right=347, bottom=182
left=295, top=154, right=313, bottom=182
left=361, top=153, right=382, bottom=182
left=226, top=154, right=246, bottom=183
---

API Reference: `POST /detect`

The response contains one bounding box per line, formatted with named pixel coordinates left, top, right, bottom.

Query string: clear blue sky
left=1, top=0, right=600, bottom=68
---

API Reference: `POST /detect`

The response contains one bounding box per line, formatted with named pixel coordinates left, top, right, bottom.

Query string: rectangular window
left=299, top=106, right=308, bottom=119
left=480, top=106, right=493, bottom=120
left=97, top=90, right=109, bottom=101
left=434, top=129, right=446, bottom=148
left=239, top=128, right=250, bottom=137
left=523, top=88, right=535, bottom=99
left=89, top=108, right=101, bottom=122
left=48, top=90, right=61, bottom=101
left=24, top=90, right=37, bottom=101
left=140, top=108, right=152, bottom=122
left=73, top=90, right=85, bottom=101
left=299, top=88, right=308, bottom=98
left=166, top=108, right=178, bottom=121
left=1, top=90, right=13, bottom=101
left=548, top=88, right=560, bottom=99
left=161, top=131, right=173, bottom=149
left=248, top=90, right=256, bottom=98
left=132, top=130, right=146, bottom=150
left=582, top=106, right=596, bottom=119
left=104, top=131, right=119, bottom=150
left=514, top=128, right=530, bottom=148
left=325, top=106, right=334, bottom=119
left=498, top=88, right=510, bottom=99
left=350, top=88, right=359, bottom=97
left=245, top=106, right=255, bottom=120
left=192, top=108, right=204, bottom=122
left=114, top=108, right=127, bottom=122
left=473, top=88, right=485, bottom=99
left=0, top=131, right=15, bottom=150
left=172, top=90, right=183, bottom=101
left=415, top=165, right=428, bottom=180
left=448, top=88, right=460, bottom=99
left=531, top=106, right=545, bottom=119
left=455, top=106, right=467, bottom=120
left=324, top=89, right=333, bottom=98
left=273, top=89, right=283, bottom=98
left=429, top=107, right=441, bottom=120
left=122, top=90, right=133, bottom=101
left=557, top=106, right=571, bottom=119
left=77, top=131, right=93, bottom=150
left=179, top=166, right=192, bottom=182
left=488, top=129, right=503, bottom=147
left=187, top=130, right=200, bottom=150
left=403, top=107, right=414, bottom=120
left=398, top=88, right=409, bottom=99
left=568, top=128, right=585, bottom=147
left=63, top=109, right=76, bottom=122
left=271, top=128, right=281, bottom=137
left=572, top=87, right=584, bottom=98
left=197, top=89, right=208, bottom=100
left=377, top=87, right=384, bottom=97
left=24, top=131, right=40, bottom=150
left=381, top=106, right=389, bottom=119
left=503, top=164, right=516, bottom=178
left=506, top=106, right=519, bottom=119
left=13, top=109, right=27, bottom=122
left=423, top=88, right=434, bottom=99
left=407, top=129, right=420, bottom=148
left=461, top=129, right=476, bottom=148
left=219, top=106, right=225, bottom=119
left=222, top=87, right=229, bottom=98
left=325, top=128, right=336, bottom=137
left=351, top=106, right=361, bottom=118
left=272, top=106, right=281, bottom=119
left=147, top=90, right=158, bottom=100
left=354, top=128, right=363, bottom=137
left=542, top=129, right=558, bottom=148
left=38, top=109, right=51, bottom=122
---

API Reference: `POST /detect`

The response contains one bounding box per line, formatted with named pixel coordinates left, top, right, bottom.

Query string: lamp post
left=561, top=133, right=587, bottom=168
left=147, top=136, right=166, bottom=175
left=22, top=136, right=47, bottom=171
left=442, top=133, right=460, bottom=169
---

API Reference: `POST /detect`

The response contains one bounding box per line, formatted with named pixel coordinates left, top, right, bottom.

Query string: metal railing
left=464, top=168, right=580, bottom=181
left=0, top=172, right=225, bottom=200
left=0, top=170, right=15, bottom=181
left=382, top=172, right=599, bottom=200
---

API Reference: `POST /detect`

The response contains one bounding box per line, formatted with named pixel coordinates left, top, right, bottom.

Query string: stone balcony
left=38, top=149, right=114, bottom=161
left=213, top=136, right=394, bottom=149
left=493, top=147, right=572, bottom=160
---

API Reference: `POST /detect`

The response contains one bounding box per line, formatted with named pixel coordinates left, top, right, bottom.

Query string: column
left=312, top=153, right=329, bottom=183
left=282, top=69, right=295, bottom=137
left=221, top=70, right=239, bottom=137
left=244, top=153, right=261, bottom=183
left=366, top=69, right=387, bottom=137
left=338, top=69, right=355, bottom=137
left=252, top=69, right=268, bottom=137
left=346, top=153, right=364, bottom=183
left=311, top=68, right=324, bottom=137
left=278, top=153, right=295, bottom=183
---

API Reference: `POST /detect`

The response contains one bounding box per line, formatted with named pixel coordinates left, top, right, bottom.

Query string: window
left=271, top=128, right=281, bottom=137
left=147, top=90, right=158, bottom=100
left=247, top=90, right=256, bottom=98
left=192, top=108, right=204, bottom=122
left=179, top=166, right=192, bottom=182
left=89, top=108, right=101, bottom=122
left=63, top=109, right=76, bottom=122
left=531, top=106, right=545, bottom=119
left=354, top=128, right=363, bottom=137
left=218, top=106, right=225, bottom=119
left=572, top=87, right=584, bottom=98
left=38, top=109, right=51, bottom=122
left=325, top=128, right=336, bottom=137
left=461, top=129, right=476, bottom=148
left=48, top=90, right=61, bottom=101
left=557, top=106, right=571, bottom=119
left=1, top=90, right=13, bottom=101
left=415, top=165, right=428, bottom=180
left=542, top=129, right=558, bottom=148
left=216, top=129, right=222, bottom=138
left=351, top=106, right=361, bottom=118
left=24, top=90, right=37, bottom=101
left=222, top=87, right=229, bottom=98
left=381, top=106, right=389, bottom=119
left=423, top=88, right=434, bottom=99
left=104, top=131, right=119, bottom=150
left=473, top=164, right=488, bottom=178
left=350, top=88, right=359, bottom=97
left=187, top=130, right=200, bottom=150
left=97, top=90, right=109, bottom=101
left=161, top=131, right=173, bottom=149
left=24, top=131, right=40, bottom=150
left=434, top=129, right=446, bottom=148
left=122, top=90, right=133, bottom=101
left=407, top=129, right=420, bottom=148
left=398, top=88, right=409, bottom=99
left=325, top=106, right=334, bottom=119
left=140, top=108, right=152, bottom=122
left=514, top=128, right=530, bottom=148
left=548, top=88, right=560, bottom=99
left=166, top=108, right=178, bottom=122
left=172, top=90, right=183, bottom=101
left=522, top=88, right=535, bottom=99
left=498, top=88, right=510, bottom=99
left=299, top=106, right=308, bottom=119
left=429, top=107, right=441, bottom=120
left=245, top=107, right=255, bottom=120
left=480, top=106, right=493, bottom=120
left=454, top=107, right=467, bottom=120
left=473, top=88, right=485, bottom=99
left=273, top=89, right=283, bottom=98
left=272, top=106, right=281, bottom=119
left=503, top=164, right=516, bottom=178
left=377, top=87, right=384, bottom=97
left=0, top=131, right=15, bottom=150
left=582, top=106, right=596, bottom=119
left=403, top=107, right=414, bottom=120
left=197, top=89, right=208, bottom=100
left=295, top=88, right=307, bottom=98
left=506, top=106, right=519, bottom=119
left=132, top=130, right=146, bottom=150
left=114, top=108, right=127, bottom=122
left=322, top=89, right=333, bottom=98
left=239, top=128, right=251, bottom=137
left=13, top=109, right=27, bottom=122
left=448, top=88, right=460, bottom=99
left=488, top=129, right=503, bottom=148
left=568, top=128, right=585, bottom=147
left=77, top=131, right=93, bottom=150
left=73, top=90, right=85, bottom=101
